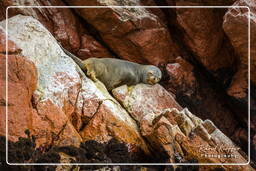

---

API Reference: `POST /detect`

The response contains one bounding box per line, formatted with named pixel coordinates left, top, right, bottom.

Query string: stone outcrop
left=0, top=29, right=37, bottom=142
left=223, top=1, right=256, bottom=160
left=174, top=1, right=236, bottom=82
left=112, top=84, right=252, bottom=170
left=0, top=0, right=113, bottom=58
left=164, top=57, right=249, bottom=148
left=223, top=0, right=256, bottom=98
left=65, top=0, right=180, bottom=66
left=0, top=15, right=149, bottom=153
left=0, top=1, right=254, bottom=170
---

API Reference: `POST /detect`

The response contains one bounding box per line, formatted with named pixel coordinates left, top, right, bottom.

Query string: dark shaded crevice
left=79, top=100, right=103, bottom=132
left=154, top=0, right=237, bottom=91
left=0, top=131, right=171, bottom=170
left=61, top=5, right=121, bottom=59
left=251, top=83, right=256, bottom=114
left=153, top=1, right=250, bottom=153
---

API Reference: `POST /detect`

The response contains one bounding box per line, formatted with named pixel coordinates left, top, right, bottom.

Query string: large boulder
left=223, top=0, right=256, bottom=97
left=65, top=0, right=180, bottom=65
left=164, top=57, right=250, bottom=152
left=0, top=0, right=112, bottom=58
left=0, top=29, right=38, bottom=142
left=112, top=84, right=252, bottom=169
left=0, top=15, right=149, bottom=154
left=223, top=1, right=256, bottom=160
left=173, top=1, right=236, bottom=83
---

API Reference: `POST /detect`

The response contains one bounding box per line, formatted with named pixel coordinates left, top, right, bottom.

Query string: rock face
left=0, top=0, right=113, bottom=58
left=112, top=85, right=252, bottom=170
left=0, top=15, right=149, bottom=154
left=65, top=0, right=180, bottom=65
left=77, top=34, right=113, bottom=60
left=174, top=1, right=235, bottom=80
left=223, top=1, right=256, bottom=160
left=0, top=29, right=37, bottom=142
left=164, top=57, right=247, bottom=145
left=223, top=0, right=256, bottom=98
left=0, top=1, right=254, bottom=170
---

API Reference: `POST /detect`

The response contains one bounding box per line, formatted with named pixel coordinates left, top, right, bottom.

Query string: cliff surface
left=0, top=0, right=255, bottom=170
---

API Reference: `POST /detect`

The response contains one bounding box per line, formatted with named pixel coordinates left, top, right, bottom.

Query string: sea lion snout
left=144, top=65, right=162, bottom=85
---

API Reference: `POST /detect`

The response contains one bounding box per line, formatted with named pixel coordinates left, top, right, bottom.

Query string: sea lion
left=60, top=44, right=162, bottom=90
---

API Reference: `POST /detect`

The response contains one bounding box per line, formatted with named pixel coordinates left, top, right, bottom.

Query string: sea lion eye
left=147, top=71, right=153, bottom=76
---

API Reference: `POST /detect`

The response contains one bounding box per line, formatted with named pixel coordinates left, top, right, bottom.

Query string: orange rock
left=0, top=15, right=150, bottom=155
left=112, top=84, right=252, bottom=168
left=0, top=43, right=37, bottom=142
left=79, top=101, right=150, bottom=154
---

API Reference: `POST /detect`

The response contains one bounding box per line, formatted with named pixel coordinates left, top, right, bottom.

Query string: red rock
left=1, top=0, right=81, bottom=51
left=166, top=57, right=196, bottom=96
left=0, top=15, right=149, bottom=154
left=164, top=57, right=249, bottom=149
left=171, top=1, right=236, bottom=84
left=166, top=0, right=236, bottom=6
left=0, top=29, right=38, bottom=141
left=139, top=0, right=168, bottom=25
left=0, top=55, right=37, bottom=142
left=113, top=84, right=182, bottom=122
left=0, top=26, right=83, bottom=147
left=175, top=2, right=229, bottom=69
left=223, top=0, right=256, bottom=97
left=77, top=34, right=112, bottom=60
left=112, top=84, right=252, bottom=168
left=0, top=0, right=113, bottom=59
left=65, top=0, right=180, bottom=65
left=223, top=1, right=256, bottom=153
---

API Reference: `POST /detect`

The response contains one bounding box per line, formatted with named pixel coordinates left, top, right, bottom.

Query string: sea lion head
left=142, top=65, right=162, bottom=85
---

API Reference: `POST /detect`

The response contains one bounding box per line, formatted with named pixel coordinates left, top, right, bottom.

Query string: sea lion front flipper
left=87, top=70, right=97, bottom=81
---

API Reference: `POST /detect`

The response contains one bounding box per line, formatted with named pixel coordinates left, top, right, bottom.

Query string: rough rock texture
left=113, top=84, right=182, bottom=123
left=77, top=34, right=113, bottom=60
left=0, top=0, right=113, bottom=58
left=0, top=20, right=82, bottom=148
left=164, top=57, right=247, bottom=145
left=140, top=0, right=168, bottom=26
left=174, top=1, right=236, bottom=81
left=113, top=85, right=252, bottom=170
left=223, top=1, right=256, bottom=160
left=0, top=1, right=254, bottom=169
left=0, top=15, right=149, bottom=154
left=223, top=0, right=256, bottom=97
left=165, top=57, right=196, bottom=96
left=0, top=28, right=37, bottom=142
left=65, top=0, right=180, bottom=66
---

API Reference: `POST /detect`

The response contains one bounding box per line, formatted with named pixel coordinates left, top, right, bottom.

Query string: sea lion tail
left=58, top=42, right=87, bottom=72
